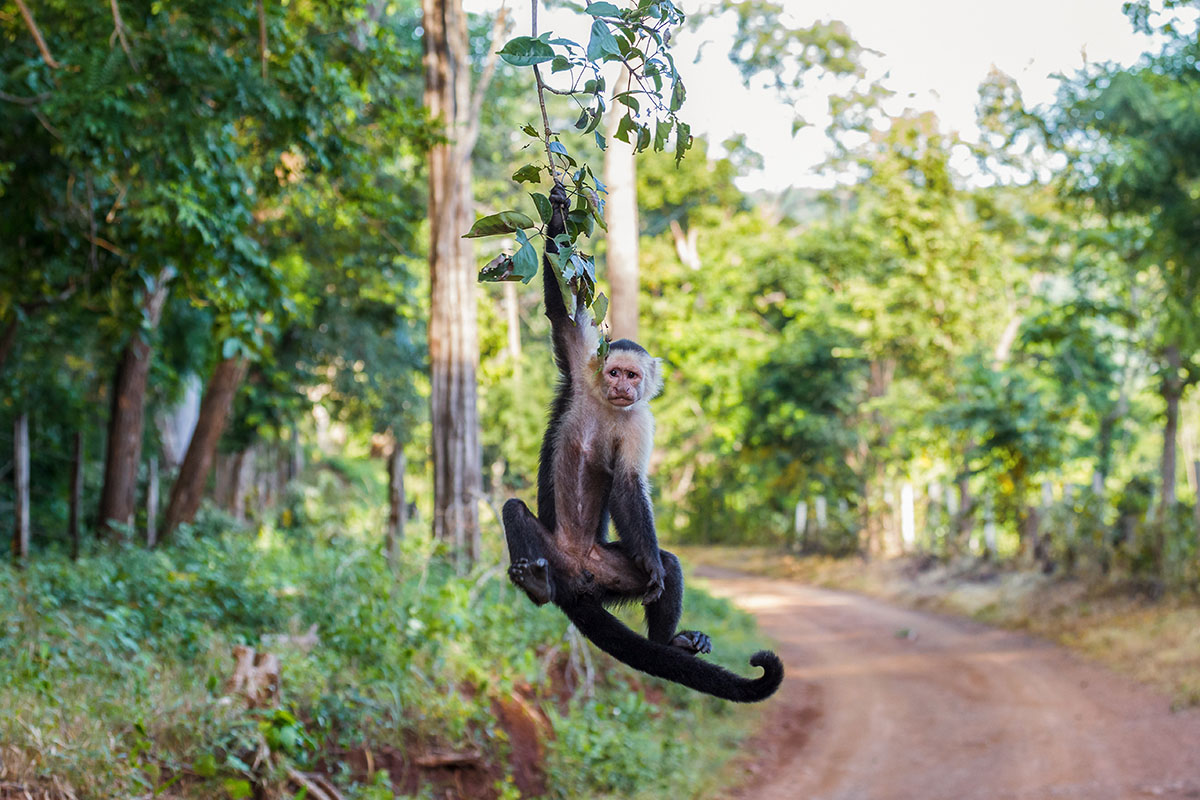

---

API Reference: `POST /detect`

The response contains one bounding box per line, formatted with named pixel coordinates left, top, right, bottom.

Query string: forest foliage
left=4, top=0, right=1200, bottom=795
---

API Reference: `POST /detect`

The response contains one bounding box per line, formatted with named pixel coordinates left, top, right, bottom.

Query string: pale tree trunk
left=422, top=0, right=506, bottom=567
left=387, top=444, right=406, bottom=564
left=604, top=68, right=640, bottom=341
left=13, top=413, right=30, bottom=562
left=98, top=268, right=173, bottom=537
left=504, top=281, right=522, bottom=374
left=863, top=358, right=896, bottom=556
left=160, top=357, right=248, bottom=541
left=1160, top=343, right=1183, bottom=518
left=69, top=430, right=83, bottom=559
left=145, top=455, right=159, bottom=547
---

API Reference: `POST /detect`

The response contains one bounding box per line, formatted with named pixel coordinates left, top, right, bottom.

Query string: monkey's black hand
left=637, top=553, right=666, bottom=604
left=549, top=182, right=569, bottom=212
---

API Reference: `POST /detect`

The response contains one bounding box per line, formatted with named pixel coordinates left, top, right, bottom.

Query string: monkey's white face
left=603, top=354, right=647, bottom=408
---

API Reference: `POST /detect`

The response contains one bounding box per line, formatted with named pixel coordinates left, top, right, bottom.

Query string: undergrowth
left=0, top=476, right=762, bottom=799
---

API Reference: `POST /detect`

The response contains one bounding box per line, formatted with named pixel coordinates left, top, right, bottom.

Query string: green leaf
left=584, top=1, right=622, bottom=16
left=594, top=131, right=607, bottom=151
left=575, top=109, right=590, bottom=130
left=670, top=79, right=686, bottom=112
left=531, top=192, right=552, bottom=224
left=463, top=211, right=536, bottom=238
left=614, top=92, right=640, bottom=112
left=498, top=36, right=555, bottom=66
left=614, top=115, right=636, bottom=144
left=511, top=240, right=540, bottom=282
left=674, top=120, right=691, bottom=163
left=521, top=123, right=539, bottom=137
left=478, top=253, right=514, bottom=282
left=654, top=119, right=672, bottom=151
left=548, top=141, right=569, bottom=156
left=592, top=292, right=609, bottom=325
left=512, top=164, right=542, bottom=184
left=550, top=55, right=572, bottom=73
left=586, top=20, right=621, bottom=61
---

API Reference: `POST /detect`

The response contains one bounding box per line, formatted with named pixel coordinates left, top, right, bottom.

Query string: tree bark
left=98, top=268, right=173, bottom=537
left=387, top=444, right=406, bottom=564
left=160, top=357, right=247, bottom=541
left=13, top=413, right=30, bottom=562
left=424, top=0, right=495, bottom=566
left=69, top=430, right=83, bottom=558
left=604, top=68, right=640, bottom=341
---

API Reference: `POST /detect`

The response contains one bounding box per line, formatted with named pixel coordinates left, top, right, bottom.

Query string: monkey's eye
left=627, top=371, right=638, bottom=380
left=609, top=368, right=619, bottom=377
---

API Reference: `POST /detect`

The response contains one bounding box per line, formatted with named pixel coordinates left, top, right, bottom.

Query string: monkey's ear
left=646, top=357, right=665, bottom=400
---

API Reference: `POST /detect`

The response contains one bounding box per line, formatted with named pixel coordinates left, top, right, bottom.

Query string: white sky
left=471, top=0, right=1160, bottom=190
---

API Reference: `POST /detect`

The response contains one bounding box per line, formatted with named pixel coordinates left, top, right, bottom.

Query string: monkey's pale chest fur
left=551, top=393, right=654, bottom=546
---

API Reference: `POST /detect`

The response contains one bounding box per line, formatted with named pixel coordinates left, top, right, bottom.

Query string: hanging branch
left=530, top=0, right=558, bottom=182
left=109, top=0, right=138, bottom=71
left=14, top=0, right=62, bottom=70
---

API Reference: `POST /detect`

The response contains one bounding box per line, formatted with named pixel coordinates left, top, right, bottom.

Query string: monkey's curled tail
left=562, top=603, right=783, bottom=702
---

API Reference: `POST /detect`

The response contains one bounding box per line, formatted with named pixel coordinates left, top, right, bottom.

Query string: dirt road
left=696, top=567, right=1200, bottom=800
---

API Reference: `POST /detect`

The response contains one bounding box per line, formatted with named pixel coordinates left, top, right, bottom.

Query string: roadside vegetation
left=1, top=470, right=763, bottom=800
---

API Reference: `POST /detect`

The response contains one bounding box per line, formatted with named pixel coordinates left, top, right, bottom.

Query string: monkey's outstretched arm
left=543, top=183, right=597, bottom=380
left=609, top=469, right=666, bottom=603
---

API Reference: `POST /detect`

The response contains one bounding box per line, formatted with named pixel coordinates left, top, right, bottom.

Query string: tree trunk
left=423, top=0, right=487, bottom=566
left=387, top=444, right=406, bottom=563
left=13, top=413, right=30, bottom=562
left=98, top=268, right=173, bottom=537
left=69, top=430, right=84, bottom=559
left=146, top=455, right=159, bottom=547
left=160, top=357, right=248, bottom=541
left=953, top=475, right=972, bottom=543
left=1160, top=343, right=1183, bottom=518
left=604, top=68, right=640, bottom=341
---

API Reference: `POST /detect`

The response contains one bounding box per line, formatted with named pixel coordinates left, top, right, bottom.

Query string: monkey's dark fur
left=502, top=183, right=782, bottom=703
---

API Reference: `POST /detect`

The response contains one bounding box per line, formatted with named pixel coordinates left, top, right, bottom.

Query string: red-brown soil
left=698, top=566, right=1200, bottom=800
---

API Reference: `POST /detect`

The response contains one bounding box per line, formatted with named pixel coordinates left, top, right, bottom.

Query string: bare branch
left=531, top=0, right=558, bottom=181
left=14, top=0, right=63, bottom=70
left=0, top=89, right=50, bottom=105
left=109, top=0, right=138, bottom=71
left=463, top=4, right=509, bottom=154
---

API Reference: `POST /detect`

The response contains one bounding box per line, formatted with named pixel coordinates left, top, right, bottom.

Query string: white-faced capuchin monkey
left=503, top=183, right=783, bottom=703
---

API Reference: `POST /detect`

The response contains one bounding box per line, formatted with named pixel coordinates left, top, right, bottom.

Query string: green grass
left=1, top=479, right=761, bottom=799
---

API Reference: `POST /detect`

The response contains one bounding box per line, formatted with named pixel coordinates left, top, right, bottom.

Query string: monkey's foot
left=669, top=630, right=712, bottom=655
left=509, top=558, right=553, bottom=606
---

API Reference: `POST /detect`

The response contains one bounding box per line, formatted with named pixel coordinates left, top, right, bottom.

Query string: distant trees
left=2, top=0, right=433, bottom=554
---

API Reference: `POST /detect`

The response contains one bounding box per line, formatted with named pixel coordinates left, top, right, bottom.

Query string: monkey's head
left=596, top=338, right=663, bottom=410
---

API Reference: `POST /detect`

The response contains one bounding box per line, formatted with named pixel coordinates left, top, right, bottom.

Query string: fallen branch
left=286, top=767, right=345, bottom=800
left=414, top=747, right=483, bottom=768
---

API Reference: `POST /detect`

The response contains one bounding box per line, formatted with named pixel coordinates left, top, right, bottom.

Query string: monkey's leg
left=645, top=550, right=712, bottom=655
left=502, top=499, right=555, bottom=606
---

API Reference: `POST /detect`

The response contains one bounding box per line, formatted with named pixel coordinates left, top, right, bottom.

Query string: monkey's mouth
left=609, top=395, right=635, bottom=408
